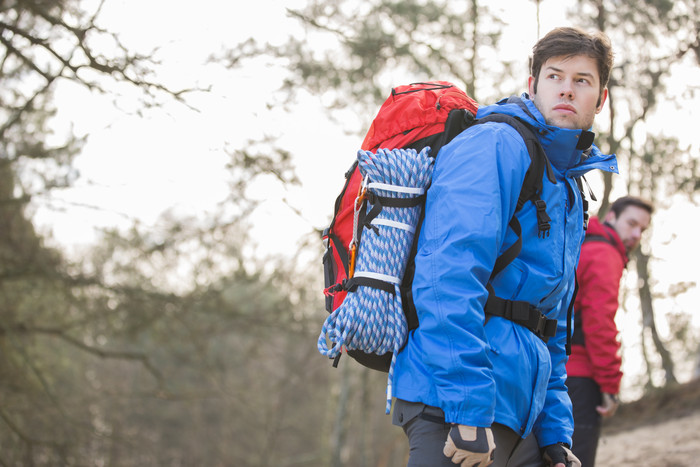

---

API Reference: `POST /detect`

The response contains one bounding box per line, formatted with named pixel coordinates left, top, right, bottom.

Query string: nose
left=560, top=79, right=574, bottom=99
left=630, top=228, right=642, bottom=244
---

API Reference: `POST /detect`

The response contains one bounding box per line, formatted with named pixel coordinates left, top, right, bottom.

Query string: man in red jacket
left=566, top=196, right=653, bottom=466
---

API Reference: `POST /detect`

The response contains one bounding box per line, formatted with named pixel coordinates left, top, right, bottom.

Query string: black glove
left=542, top=442, right=581, bottom=467
left=443, top=424, right=495, bottom=467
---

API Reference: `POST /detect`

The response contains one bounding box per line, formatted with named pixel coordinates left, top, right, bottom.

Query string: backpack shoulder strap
left=473, top=113, right=555, bottom=278
left=583, top=233, right=616, bottom=246
left=475, top=113, right=560, bottom=346
left=404, top=108, right=477, bottom=157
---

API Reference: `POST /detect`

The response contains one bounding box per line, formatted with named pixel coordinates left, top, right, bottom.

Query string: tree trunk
left=331, top=361, right=350, bottom=467
left=635, top=249, right=678, bottom=386
left=359, top=367, right=369, bottom=467
left=466, top=0, right=479, bottom=98
left=693, top=342, right=700, bottom=380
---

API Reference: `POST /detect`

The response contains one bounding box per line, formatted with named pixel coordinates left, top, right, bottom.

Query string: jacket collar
left=476, top=94, right=618, bottom=177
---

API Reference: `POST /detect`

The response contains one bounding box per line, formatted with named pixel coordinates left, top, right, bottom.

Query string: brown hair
left=531, top=27, right=614, bottom=105
left=608, top=196, right=654, bottom=218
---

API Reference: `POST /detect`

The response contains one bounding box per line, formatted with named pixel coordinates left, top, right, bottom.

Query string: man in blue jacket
left=391, top=27, right=618, bottom=467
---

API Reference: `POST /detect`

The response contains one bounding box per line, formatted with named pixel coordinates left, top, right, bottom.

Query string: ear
left=528, top=76, right=536, bottom=96
left=604, top=209, right=617, bottom=223
left=596, top=88, right=608, bottom=114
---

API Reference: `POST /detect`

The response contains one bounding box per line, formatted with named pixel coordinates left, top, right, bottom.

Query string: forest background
left=1, top=0, right=699, bottom=465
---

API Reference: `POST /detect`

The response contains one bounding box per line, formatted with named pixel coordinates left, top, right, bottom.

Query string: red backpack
left=322, top=81, right=477, bottom=312
left=321, top=82, right=554, bottom=372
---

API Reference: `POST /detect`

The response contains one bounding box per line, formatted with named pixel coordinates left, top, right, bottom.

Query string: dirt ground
left=595, top=378, right=700, bottom=466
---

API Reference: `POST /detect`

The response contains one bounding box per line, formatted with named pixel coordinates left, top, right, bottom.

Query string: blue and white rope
left=317, top=147, right=434, bottom=413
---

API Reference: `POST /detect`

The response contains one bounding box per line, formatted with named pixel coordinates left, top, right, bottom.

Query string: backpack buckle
left=532, top=311, right=557, bottom=342
left=534, top=199, right=551, bottom=238
left=534, top=312, right=549, bottom=336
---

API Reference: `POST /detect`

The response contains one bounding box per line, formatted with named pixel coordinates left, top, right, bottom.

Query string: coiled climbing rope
left=317, top=147, right=434, bottom=413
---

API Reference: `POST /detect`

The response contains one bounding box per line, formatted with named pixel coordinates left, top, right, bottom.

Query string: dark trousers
left=566, top=377, right=602, bottom=467
left=392, top=399, right=543, bottom=467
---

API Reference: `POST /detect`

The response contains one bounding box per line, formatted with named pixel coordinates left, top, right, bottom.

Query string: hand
left=542, top=442, right=581, bottom=467
left=443, top=424, right=495, bottom=467
left=596, top=392, right=620, bottom=418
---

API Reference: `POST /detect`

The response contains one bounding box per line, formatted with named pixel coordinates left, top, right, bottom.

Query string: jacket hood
left=476, top=94, right=618, bottom=177
left=586, top=217, right=629, bottom=265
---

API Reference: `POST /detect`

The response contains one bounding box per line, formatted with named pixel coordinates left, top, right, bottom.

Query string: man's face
left=528, top=54, right=607, bottom=130
left=605, top=206, right=651, bottom=252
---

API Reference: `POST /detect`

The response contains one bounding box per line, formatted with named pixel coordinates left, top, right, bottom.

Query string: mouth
left=553, top=104, right=577, bottom=114
left=625, top=240, right=639, bottom=252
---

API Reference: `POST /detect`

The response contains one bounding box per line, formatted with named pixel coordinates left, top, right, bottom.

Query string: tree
left=0, top=1, right=181, bottom=461
left=0, top=0, right=192, bottom=201
left=215, top=0, right=513, bottom=124
left=1, top=1, right=328, bottom=465
left=65, top=215, right=327, bottom=466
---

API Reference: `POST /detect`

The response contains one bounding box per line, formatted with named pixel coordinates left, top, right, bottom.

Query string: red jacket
left=566, top=217, right=628, bottom=394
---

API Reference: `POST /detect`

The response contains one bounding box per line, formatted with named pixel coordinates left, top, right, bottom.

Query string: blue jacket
left=392, top=94, right=618, bottom=447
